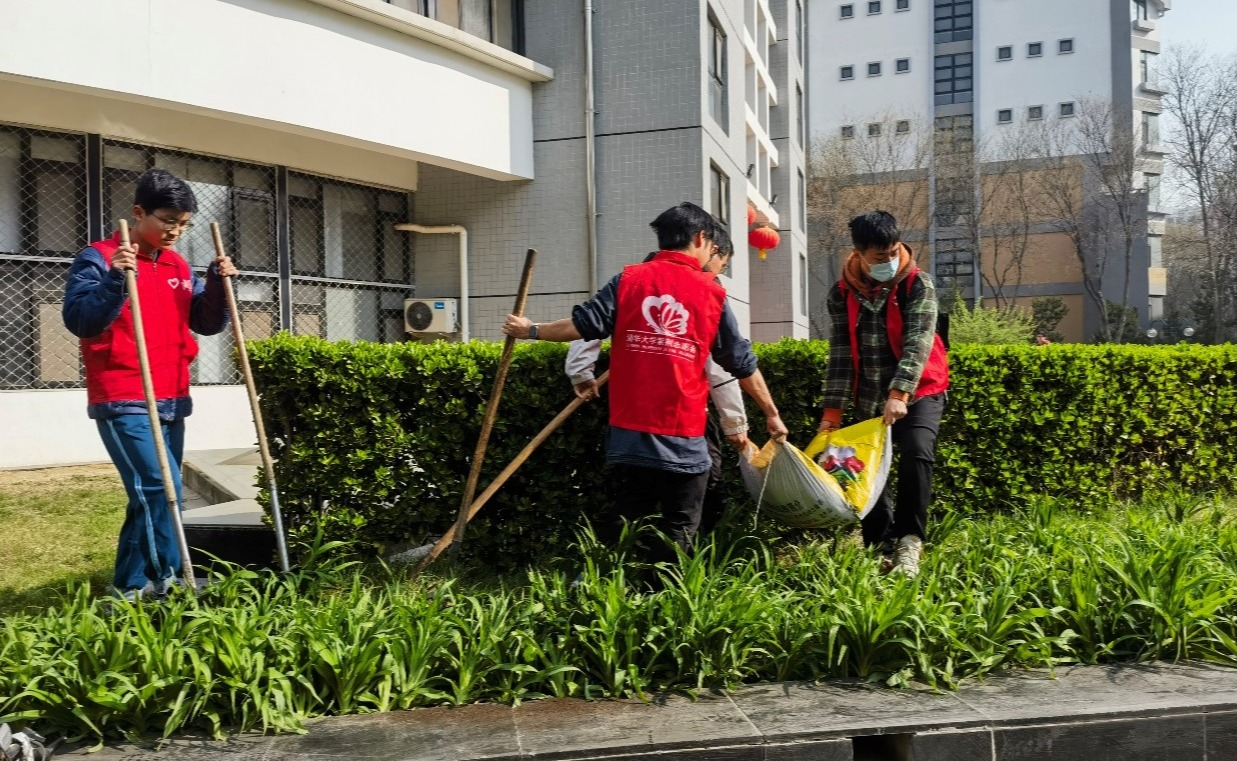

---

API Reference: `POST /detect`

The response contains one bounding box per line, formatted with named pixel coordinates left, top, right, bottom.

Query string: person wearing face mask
left=818, top=211, right=949, bottom=579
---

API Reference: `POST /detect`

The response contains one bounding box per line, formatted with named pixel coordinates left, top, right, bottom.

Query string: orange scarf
left=842, top=243, right=914, bottom=301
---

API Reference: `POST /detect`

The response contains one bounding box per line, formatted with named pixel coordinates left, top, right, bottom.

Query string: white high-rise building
left=806, top=0, right=1169, bottom=341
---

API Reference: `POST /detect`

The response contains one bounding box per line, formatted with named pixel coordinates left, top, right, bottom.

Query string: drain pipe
left=394, top=223, right=470, bottom=341
left=583, top=0, right=599, bottom=292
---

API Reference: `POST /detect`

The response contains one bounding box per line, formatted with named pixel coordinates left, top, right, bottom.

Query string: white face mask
left=868, top=259, right=899, bottom=282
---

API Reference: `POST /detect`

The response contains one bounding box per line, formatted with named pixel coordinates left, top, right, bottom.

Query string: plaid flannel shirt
left=822, top=272, right=939, bottom=420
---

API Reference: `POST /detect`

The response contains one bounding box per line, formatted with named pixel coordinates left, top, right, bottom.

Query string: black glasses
left=151, top=214, right=195, bottom=232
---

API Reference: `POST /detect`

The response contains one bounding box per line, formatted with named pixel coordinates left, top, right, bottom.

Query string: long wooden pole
left=118, top=219, right=195, bottom=590
left=449, top=248, right=537, bottom=550
left=413, top=371, right=609, bottom=577
left=210, top=223, right=292, bottom=573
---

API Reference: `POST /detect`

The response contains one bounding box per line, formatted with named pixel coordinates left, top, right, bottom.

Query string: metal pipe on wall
left=583, top=0, right=599, bottom=293
left=394, top=223, right=470, bottom=341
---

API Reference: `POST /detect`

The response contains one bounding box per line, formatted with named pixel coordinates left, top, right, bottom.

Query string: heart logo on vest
left=168, top=278, right=181, bottom=290
left=641, top=294, right=689, bottom=336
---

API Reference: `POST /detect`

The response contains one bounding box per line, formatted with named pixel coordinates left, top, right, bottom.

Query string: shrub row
left=3, top=494, right=1236, bottom=741
left=247, top=335, right=1237, bottom=567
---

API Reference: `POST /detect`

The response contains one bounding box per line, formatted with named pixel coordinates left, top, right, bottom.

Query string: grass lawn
left=0, top=464, right=126, bottom=613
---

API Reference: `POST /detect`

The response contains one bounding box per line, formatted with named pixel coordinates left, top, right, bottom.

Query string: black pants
left=861, top=392, right=946, bottom=549
left=606, top=465, right=710, bottom=564
left=700, top=414, right=726, bottom=535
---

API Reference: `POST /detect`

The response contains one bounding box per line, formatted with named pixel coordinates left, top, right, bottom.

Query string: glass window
left=707, top=11, right=729, bottom=131
left=1145, top=173, right=1161, bottom=209
left=796, top=83, right=805, bottom=145
left=1028, top=42, right=1043, bottom=57
left=868, top=123, right=882, bottom=137
left=997, top=46, right=1012, bottom=61
left=798, top=170, right=807, bottom=231
left=841, top=125, right=856, bottom=139
left=896, top=0, right=909, bottom=9
left=796, top=1, right=803, bottom=63
left=934, top=53, right=973, bottom=105
left=1058, top=38, right=1074, bottom=54
left=840, top=4, right=854, bottom=18
left=896, top=120, right=911, bottom=133
left=799, top=253, right=808, bottom=314
left=1028, top=105, right=1043, bottom=121
left=896, top=58, right=910, bottom=73
left=1132, top=0, right=1148, bottom=21
left=1141, top=50, right=1158, bottom=84
left=840, top=65, right=855, bottom=80
left=709, top=163, right=730, bottom=225
left=934, top=1, right=972, bottom=43
left=1142, top=112, right=1160, bottom=146
left=1060, top=101, right=1076, bottom=117
left=997, top=109, right=1013, bottom=124
left=868, top=1, right=881, bottom=14
left=868, top=61, right=882, bottom=76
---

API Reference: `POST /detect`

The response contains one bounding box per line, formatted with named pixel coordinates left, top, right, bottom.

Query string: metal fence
left=0, top=122, right=414, bottom=391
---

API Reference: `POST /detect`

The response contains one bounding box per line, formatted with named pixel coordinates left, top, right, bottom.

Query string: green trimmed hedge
left=248, top=336, right=1237, bottom=568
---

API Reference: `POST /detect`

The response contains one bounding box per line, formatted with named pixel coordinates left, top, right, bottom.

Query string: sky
left=1163, top=0, right=1237, bottom=57
left=1156, top=1, right=1237, bottom=210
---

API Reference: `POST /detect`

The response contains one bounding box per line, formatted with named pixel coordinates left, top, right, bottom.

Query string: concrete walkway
left=57, top=663, right=1237, bottom=760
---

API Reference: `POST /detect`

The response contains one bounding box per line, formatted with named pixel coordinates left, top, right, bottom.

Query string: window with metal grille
left=384, top=1, right=521, bottom=53
left=841, top=125, right=856, bottom=139
left=841, top=65, right=855, bottom=80
left=868, top=1, right=881, bottom=14
left=1058, top=38, right=1074, bottom=54
left=868, top=123, right=882, bottom=137
left=708, top=10, right=729, bottom=131
left=897, top=0, right=910, bottom=10
left=1028, top=105, right=1044, bottom=121
left=896, top=58, right=910, bottom=73
left=868, top=61, right=882, bottom=76
left=840, top=4, right=854, bottom=19
left=0, top=126, right=88, bottom=390
left=1061, top=101, right=1076, bottom=118
left=934, top=52, right=972, bottom=106
left=933, top=1, right=972, bottom=44
left=997, top=46, right=1012, bottom=61
left=1027, top=42, right=1043, bottom=57
left=896, top=120, right=911, bottom=134
left=0, top=122, right=414, bottom=391
left=997, top=109, right=1013, bottom=124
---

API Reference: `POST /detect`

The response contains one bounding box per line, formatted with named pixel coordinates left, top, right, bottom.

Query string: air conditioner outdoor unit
left=404, top=298, right=458, bottom=334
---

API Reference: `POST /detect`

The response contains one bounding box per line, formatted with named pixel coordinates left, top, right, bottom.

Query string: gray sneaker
left=891, top=535, right=923, bottom=579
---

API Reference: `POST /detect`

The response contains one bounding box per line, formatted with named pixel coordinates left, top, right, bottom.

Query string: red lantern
left=746, top=204, right=757, bottom=226
left=749, top=224, right=780, bottom=260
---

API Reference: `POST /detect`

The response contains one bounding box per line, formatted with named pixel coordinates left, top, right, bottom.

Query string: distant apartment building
left=806, top=0, right=1169, bottom=341
left=0, top=0, right=806, bottom=467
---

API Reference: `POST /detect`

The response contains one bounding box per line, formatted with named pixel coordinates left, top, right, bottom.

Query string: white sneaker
left=892, top=535, right=923, bottom=579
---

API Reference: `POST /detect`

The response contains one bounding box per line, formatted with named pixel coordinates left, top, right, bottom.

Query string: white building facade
left=806, top=0, right=1169, bottom=337
left=1, top=0, right=805, bottom=468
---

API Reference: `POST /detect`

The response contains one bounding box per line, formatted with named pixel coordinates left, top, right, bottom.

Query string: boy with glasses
left=63, top=168, right=237, bottom=601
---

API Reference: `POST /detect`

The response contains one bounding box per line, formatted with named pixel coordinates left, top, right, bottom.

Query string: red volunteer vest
left=608, top=250, right=726, bottom=437
left=81, top=235, right=199, bottom=405
left=839, top=268, right=950, bottom=399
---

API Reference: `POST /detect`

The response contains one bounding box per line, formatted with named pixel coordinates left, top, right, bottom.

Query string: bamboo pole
left=210, top=223, right=292, bottom=573
left=413, top=371, right=609, bottom=577
left=118, top=219, right=195, bottom=590
left=449, top=248, right=537, bottom=550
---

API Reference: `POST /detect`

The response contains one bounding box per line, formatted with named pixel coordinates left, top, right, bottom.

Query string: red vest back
left=608, top=251, right=726, bottom=437
left=840, top=268, right=950, bottom=399
left=81, top=235, right=199, bottom=405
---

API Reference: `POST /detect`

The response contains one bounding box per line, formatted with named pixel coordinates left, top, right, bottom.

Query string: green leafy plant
left=3, top=494, right=1237, bottom=743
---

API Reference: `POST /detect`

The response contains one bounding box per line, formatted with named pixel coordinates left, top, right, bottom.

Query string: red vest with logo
left=839, top=268, right=950, bottom=399
left=608, top=251, right=726, bottom=437
left=81, top=235, right=199, bottom=405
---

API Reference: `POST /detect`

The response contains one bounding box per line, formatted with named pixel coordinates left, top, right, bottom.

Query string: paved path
left=57, top=663, right=1237, bottom=760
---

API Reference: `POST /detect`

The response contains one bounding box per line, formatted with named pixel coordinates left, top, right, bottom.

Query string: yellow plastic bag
left=739, top=418, right=891, bottom=529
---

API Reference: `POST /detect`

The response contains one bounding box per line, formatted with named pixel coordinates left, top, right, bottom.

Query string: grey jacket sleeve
left=706, top=358, right=748, bottom=435
left=565, top=339, right=602, bottom=384
left=570, top=273, right=621, bottom=340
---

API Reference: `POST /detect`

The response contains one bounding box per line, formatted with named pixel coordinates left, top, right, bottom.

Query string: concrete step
left=183, top=448, right=262, bottom=506
left=183, top=499, right=264, bottom=526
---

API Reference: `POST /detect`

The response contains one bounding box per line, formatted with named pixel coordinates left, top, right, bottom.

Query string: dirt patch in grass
left=0, top=464, right=126, bottom=613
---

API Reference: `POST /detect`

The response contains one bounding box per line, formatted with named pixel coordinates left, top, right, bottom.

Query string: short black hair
left=849, top=210, right=900, bottom=250
left=134, top=168, right=198, bottom=214
left=712, top=222, right=734, bottom=258
left=650, top=202, right=715, bottom=251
